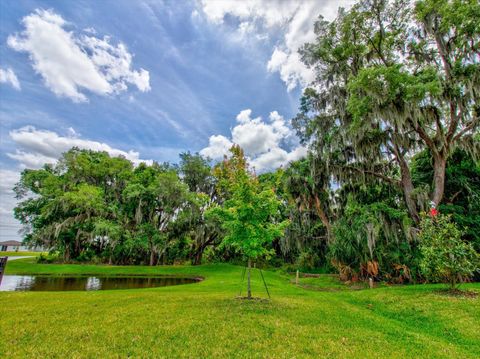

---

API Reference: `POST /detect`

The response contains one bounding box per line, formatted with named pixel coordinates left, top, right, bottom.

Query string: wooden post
left=296, top=270, right=299, bottom=285
left=247, top=259, right=252, bottom=299
left=0, top=257, right=7, bottom=285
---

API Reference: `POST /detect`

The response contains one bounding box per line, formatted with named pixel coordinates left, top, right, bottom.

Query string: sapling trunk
left=247, top=259, right=252, bottom=299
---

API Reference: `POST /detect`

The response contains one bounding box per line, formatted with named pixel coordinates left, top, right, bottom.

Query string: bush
left=296, top=250, right=320, bottom=271
left=37, top=252, right=61, bottom=264
left=419, top=213, right=479, bottom=289
left=328, top=199, right=416, bottom=282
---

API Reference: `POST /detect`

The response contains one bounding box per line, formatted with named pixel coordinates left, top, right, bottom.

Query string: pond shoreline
left=0, top=274, right=203, bottom=291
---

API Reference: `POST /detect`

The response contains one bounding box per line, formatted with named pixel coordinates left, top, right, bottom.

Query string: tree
left=208, top=146, right=288, bottom=298
left=419, top=213, right=479, bottom=289
left=14, top=150, right=118, bottom=261
left=179, top=152, right=215, bottom=195
left=296, top=0, right=480, bottom=224
left=123, top=164, right=191, bottom=265
left=283, top=158, right=332, bottom=242
left=178, top=152, right=221, bottom=265
left=14, top=149, right=194, bottom=265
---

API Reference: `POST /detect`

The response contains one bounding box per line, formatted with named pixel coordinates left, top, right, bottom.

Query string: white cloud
left=199, top=134, right=233, bottom=160
left=232, top=110, right=287, bottom=156
left=0, top=67, right=21, bottom=90
left=7, top=9, right=150, bottom=102
left=200, top=109, right=306, bottom=172
left=236, top=109, right=254, bottom=124
left=199, top=0, right=354, bottom=91
left=83, top=27, right=96, bottom=34
left=7, top=126, right=152, bottom=168
left=267, top=48, right=315, bottom=91
left=200, top=0, right=297, bottom=27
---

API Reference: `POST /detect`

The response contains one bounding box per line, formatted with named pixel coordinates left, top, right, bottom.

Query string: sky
left=0, top=0, right=353, bottom=242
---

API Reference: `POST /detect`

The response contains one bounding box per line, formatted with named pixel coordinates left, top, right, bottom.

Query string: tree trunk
left=313, top=193, right=331, bottom=241
left=450, top=274, right=457, bottom=290
left=247, top=259, right=252, bottom=299
left=401, top=172, right=420, bottom=225
left=395, top=147, right=420, bottom=224
left=149, top=251, right=155, bottom=266
left=64, top=244, right=70, bottom=262
left=432, top=155, right=447, bottom=207
left=192, top=249, right=203, bottom=266
left=192, top=234, right=217, bottom=265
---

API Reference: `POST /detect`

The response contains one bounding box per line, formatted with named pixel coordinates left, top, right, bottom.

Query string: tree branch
left=340, top=165, right=401, bottom=187
left=407, top=117, right=438, bottom=155
left=452, top=115, right=479, bottom=143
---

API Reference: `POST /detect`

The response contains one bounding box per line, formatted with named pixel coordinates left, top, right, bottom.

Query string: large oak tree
left=295, top=0, right=479, bottom=224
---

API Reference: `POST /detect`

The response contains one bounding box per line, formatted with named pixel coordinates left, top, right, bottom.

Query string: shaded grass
left=1, top=258, right=479, bottom=358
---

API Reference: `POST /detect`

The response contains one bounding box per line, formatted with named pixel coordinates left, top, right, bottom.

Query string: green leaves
left=62, top=184, right=105, bottom=215
left=347, top=64, right=442, bottom=121
left=419, top=213, right=479, bottom=288
left=208, top=146, right=288, bottom=261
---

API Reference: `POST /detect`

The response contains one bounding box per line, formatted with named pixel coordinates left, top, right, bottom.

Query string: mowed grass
left=1, top=259, right=479, bottom=358
left=0, top=251, right=44, bottom=257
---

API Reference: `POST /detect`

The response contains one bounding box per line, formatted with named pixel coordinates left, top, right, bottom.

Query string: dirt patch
left=235, top=296, right=270, bottom=302
left=434, top=289, right=479, bottom=299
left=296, top=284, right=342, bottom=292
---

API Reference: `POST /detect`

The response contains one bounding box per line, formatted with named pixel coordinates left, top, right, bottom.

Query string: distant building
left=0, top=240, right=29, bottom=252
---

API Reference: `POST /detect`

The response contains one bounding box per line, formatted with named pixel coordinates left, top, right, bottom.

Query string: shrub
left=37, top=252, right=61, bottom=264
left=328, top=198, right=416, bottom=282
left=296, top=250, right=320, bottom=271
left=418, top=213, right=479, bottom=289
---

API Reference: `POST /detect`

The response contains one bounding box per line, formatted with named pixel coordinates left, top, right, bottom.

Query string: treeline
left=13, top=145, right=479, bottom=278
left=14, top=149, right=224, bottom=265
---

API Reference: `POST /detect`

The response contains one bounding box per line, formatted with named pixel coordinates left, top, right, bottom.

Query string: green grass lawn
left=0, top=251, right=44, bottom=257
left=1, top=259, right=479, bottom=358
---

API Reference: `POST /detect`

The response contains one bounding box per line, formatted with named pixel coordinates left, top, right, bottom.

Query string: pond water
left=0, top=275, right=200, bottom=291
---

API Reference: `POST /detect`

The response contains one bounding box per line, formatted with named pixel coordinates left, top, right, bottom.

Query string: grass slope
left=1, top=259, right=479, bottom=358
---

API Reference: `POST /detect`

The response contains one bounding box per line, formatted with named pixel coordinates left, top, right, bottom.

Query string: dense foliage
left=14, top=148, right=221, bottom=265
left=419, top=213, right=479, bottom=288
left=287, top=0, right=480, bottom=283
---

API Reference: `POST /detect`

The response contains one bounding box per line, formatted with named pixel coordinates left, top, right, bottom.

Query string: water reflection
left=0, top=275, right=200, bottom=291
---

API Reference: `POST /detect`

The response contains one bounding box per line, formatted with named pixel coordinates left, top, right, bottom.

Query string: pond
left=0, top=275, right=201, bottom=291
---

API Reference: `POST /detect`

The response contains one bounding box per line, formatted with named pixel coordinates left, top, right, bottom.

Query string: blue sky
left=0, top=0, right=351, bottom=241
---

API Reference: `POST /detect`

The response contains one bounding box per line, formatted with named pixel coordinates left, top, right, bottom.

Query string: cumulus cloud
left=200, top=109, right=306, bottom=172
left=0, top=67, right=21, bottom=90
left=7, top=126, right=152, bottom=168
left=232, top=110, right=290, bottom=156
left=251, top=146, right=307, bottom=172
left=199, top=135, right=233, bottom=160
left=7, top=9, right=150, bottom=102
left=199, top=0, right=354, bottom=91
